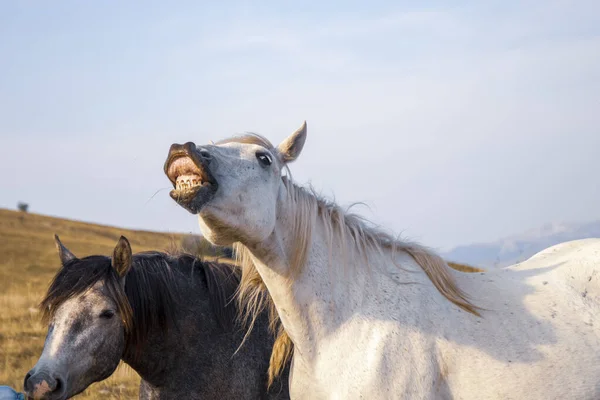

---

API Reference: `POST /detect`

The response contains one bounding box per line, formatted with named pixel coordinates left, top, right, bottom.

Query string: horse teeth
left=175, top=174, right=206, bottom=190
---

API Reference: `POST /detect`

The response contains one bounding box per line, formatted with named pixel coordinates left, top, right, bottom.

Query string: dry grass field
left=0, top=208, right=187, bottom=398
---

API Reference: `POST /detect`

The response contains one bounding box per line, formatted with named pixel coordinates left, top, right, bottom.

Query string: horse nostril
left=199, top=149, right=212, bottom=161
left=23, top=371, right=32, bottom=389
left=54, top=377, right=64, bottom=394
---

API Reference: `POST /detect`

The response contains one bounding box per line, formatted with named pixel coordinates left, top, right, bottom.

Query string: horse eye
left=256, top=152, right=272, bottom=167
left=99, top=309, right=115, bottom=319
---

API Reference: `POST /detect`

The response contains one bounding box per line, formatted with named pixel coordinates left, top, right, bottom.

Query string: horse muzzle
left=23, top=369, right=66, bottom=400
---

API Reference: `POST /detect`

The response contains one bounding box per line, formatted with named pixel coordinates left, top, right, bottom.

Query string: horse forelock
left=40, top=255, right=134, bottom=344
left=216, top=133, right=276, bottom=150
left=214, top=134, right=297, bottom=179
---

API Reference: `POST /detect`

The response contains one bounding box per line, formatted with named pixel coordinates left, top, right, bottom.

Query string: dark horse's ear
left=112, top=236, right=132, bottom=278
left=54, top=234, right=76, bottom=265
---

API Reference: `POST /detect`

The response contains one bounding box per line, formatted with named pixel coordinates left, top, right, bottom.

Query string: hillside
left=443, top=220, right=600, bottom=268
left=0, top=208, right=187, bottom=398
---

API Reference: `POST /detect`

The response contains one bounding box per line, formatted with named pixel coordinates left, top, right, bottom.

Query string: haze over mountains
left=442, top=220, right=600, bottom=268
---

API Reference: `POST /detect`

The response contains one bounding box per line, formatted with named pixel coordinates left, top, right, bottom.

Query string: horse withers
left=24, top=235, right=289, bottom=399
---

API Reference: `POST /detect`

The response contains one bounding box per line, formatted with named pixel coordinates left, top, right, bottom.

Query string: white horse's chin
left=169, top=182, right=219, bottom=215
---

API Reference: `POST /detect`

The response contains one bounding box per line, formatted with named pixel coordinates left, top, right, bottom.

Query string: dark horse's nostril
left=23, top=371, right=32, bottom=389
left=54, top=377, right=63, bottom=393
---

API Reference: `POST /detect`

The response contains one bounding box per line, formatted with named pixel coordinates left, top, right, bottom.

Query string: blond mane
left=224, top=133, right=480, bottom=387
left=216, top=133, right=277, bottom=148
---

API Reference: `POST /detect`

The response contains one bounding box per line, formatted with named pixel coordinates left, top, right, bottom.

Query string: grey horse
left=24, top=235, right=290, bottom=399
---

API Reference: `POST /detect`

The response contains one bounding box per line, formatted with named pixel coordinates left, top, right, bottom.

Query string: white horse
left=163, top=123, right=600, bottom=399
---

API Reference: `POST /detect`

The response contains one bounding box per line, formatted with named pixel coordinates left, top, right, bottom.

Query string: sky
left=1, top=1, right=599, bottom=251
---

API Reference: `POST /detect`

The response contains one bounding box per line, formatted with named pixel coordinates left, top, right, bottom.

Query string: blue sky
left=1, top=1, right=599, bottom=250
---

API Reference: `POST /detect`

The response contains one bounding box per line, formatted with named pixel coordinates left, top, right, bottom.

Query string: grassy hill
left=0, top=208, right=187, bottom=398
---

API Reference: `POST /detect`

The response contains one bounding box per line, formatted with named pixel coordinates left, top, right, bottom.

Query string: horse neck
left=122, top=328, right=171, bottom=387
left=245, top=197, right=449, bottom=362
left=244, top=201, right=372, bottom=358
left=122, top=258, right=274, bottom=397
left=120, top=260, right=184, bottom=386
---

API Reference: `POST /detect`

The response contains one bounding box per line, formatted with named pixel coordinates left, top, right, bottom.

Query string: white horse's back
left=443, top=238, right=600, bottom=399
left=298, top=238, right=600, bottom=399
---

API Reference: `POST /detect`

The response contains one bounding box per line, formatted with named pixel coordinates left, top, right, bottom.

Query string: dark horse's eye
left=99, top=309, right=115, bottom=319
left=256, top=151, right=272, bottom=167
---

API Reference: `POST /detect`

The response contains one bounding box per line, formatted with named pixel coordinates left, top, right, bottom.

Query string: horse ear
left=277, top=121, right=307, bottom=163
left=112, top=236, right=132, bottom=278
left=54, top=234, right=76, bottom=265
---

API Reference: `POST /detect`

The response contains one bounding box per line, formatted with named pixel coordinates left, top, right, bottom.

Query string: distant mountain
left=442, top=220, right=600, bottom=268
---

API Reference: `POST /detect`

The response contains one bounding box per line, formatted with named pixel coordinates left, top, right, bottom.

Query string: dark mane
left=40, top=251, right=241, bottom=358
left=156, top=251, right=241, bottom=331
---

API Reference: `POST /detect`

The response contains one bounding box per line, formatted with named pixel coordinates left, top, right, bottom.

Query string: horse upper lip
left=164, top=143, right=214, bottom=188
left=163, top=143, right=193, bottom=183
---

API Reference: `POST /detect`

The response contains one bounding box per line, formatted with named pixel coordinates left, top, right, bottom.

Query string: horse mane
left=225, top=133, right=481, bottom=386
left=161, top=251, right=241, bottom=331
left=216, top=133, right=276, bottom=149
left=40, top=255, right=136, bottom=339
left=40, top=251, right=241, bottom=361
left=279, top=182, right=481, bottom=316
left=234, top=246, right=293, bottom=387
